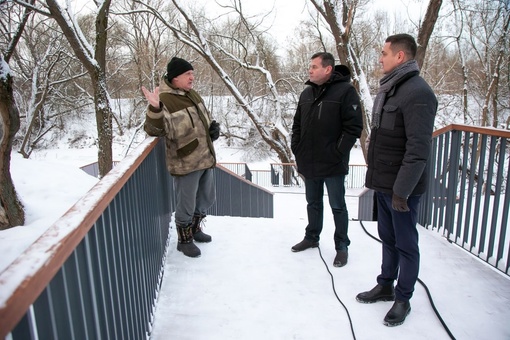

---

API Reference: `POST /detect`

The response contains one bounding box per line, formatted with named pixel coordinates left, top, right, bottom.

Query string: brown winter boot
left=191, top=214, right=212, bottom=243
left=176, top=223, right=201, bottom=258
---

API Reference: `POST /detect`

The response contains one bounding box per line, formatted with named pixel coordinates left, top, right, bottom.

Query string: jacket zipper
left=185, top=108, right=195, bottom=128
left=315, top=86, right=326, bottom=120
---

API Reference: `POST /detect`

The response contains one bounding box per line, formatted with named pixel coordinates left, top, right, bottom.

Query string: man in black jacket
left=290, top=52, right=363, bottom=267
left=356, top=34, right=437, bottom=326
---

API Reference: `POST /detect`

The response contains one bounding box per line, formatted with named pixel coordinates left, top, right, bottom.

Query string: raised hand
left=141, top=86, right=160, bottom=108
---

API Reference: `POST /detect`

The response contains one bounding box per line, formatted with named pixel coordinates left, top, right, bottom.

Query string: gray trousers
left=174, top=168, right=216, bottom=226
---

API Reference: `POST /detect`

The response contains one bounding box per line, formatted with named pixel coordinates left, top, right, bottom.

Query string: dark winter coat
left=365, top=71, right=437, bottom=198
left=291, top=65, right=363, bottom=179
left=144, top=76, right=216, bottom=176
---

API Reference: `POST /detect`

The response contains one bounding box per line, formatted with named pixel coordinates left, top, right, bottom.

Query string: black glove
left=392, top=194, right=410, bottom=212
left=209, top=120, right=220, bottom=141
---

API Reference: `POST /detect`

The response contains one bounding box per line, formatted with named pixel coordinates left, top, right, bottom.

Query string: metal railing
left=1, top=138, right=273, bottom=339
left=1, top=138, right=172, bottom=340
left=210, top=165, right=273, bottom=218
left=219, top=162, right=367, bottom=189
left=419, top=124, right=509, bottom=275
left=358, top=124, right=509, bottom=275
left=217, top=162, right=252, bottom=182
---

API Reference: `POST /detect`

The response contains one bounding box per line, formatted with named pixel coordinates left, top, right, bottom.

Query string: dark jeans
left=304, top=175, right=350, bottom=250
left=376, top=192, right=421, bottom=302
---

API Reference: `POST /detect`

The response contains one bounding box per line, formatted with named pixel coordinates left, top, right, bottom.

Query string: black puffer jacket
left=291, top=66, right=363, bottom=179
left=365, top=72, right=437, bottom=198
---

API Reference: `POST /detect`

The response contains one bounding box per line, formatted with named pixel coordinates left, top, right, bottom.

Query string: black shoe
left=356, top=284, right=395, bottom=303
left=333, top=250, right=348, bottom=267
left=384, top=300, right=411, bottom=326
left=291, top=238, right=319, bottom=252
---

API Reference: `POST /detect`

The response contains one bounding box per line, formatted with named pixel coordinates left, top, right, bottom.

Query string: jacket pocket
left=380, top=105, right=398, bottom=130
left=376, top=158, right=402, bottom=167
left=177, top=138, right=199, bottom=158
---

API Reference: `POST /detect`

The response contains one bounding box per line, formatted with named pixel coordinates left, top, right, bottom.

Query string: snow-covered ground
left=149, top=192, right=510, bottom=340
left=4, top=141, right=510, bottom=340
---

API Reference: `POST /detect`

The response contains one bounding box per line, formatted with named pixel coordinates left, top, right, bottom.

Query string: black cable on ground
left=358, top=219, right=456, bottom=340
left=317, top=245, right=357, bottom=340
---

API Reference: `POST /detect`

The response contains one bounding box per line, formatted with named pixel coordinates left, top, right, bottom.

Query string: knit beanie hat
left=166, top=57, right=193, bottom=80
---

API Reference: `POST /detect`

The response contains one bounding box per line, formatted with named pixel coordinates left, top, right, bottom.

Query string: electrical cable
left=358, top=219, right=457, bottom=340
left=317, top=245, right=357, bottom=340
left=314, top=220, right=457, bottom=339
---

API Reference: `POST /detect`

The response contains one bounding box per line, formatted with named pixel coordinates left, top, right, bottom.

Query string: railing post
left=491, top=137, right=508, bottom=265
left=458, top=131, right=471, bottom=246
left=445, top=130, right=462, bottom=240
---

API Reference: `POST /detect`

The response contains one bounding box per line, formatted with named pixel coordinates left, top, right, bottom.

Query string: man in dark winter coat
left=356, top=34, right=437, bottom=326
left=290, top=52, right=363, bottom=267
left=142, top=57, right=220, bottom=258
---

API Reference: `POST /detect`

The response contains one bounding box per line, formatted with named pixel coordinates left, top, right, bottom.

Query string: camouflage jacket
left=144, top=77, right=216, bottom=176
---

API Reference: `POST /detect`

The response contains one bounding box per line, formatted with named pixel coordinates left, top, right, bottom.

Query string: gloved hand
left=209, top=120, right=220, bottom=141
left=392, top=194, right=410, bottom=212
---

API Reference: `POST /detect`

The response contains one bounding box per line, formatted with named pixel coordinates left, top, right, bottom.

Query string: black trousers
left=375, top=191, right=421, bottom=302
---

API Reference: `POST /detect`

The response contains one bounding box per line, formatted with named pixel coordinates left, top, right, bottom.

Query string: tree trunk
left=0, top=59, right=25, bottom=230
left=0, top=1, right=32, bottom=229
left=92, top=71, right=114, bottom=177
left=45, top=0, right=113, bottom=177
left=481, top=12, right=509, bottom=128
left=453, top=0, right=469, bottom=123
left=416, top=0, right=443, bottom=69
left=94, top=0, right=113, bottom=177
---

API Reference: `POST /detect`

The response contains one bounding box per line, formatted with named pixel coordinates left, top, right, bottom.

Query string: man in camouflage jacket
left=142, top=57, right=220, bottom=258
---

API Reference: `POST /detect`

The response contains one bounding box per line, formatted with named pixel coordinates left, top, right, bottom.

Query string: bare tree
left=0, top=59, right=25, bottom=230
left=460, top=0, right=510, bottom=127
left=0, top=0, right=33, bottom=229
left=13, top=0, right=116, bottom=177
left=452, top=0, right=469, bottom=122
left=14, top=17, right=71, bottom=158
left=115, top=0, right=183, bottom=129
left=132, top=0, right=294, bottom=166
left=481, top=8, right=509, bottom=128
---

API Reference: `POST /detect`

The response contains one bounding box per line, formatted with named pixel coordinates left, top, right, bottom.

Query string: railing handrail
left=267, top=162, right=367, bottom=166
left=216, top=163, right=273, bottom=195
left=0, top=138, right=159, bottom=338
left=433, top=123, right=510, bottom=138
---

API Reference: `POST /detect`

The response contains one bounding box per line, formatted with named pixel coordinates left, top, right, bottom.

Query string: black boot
left=384, top=300, right=411, bottom=326
left=356, top=284, right=395, bottom=303
left=291, top=238, right=319, bottom=252
left=177, top=223, right=201, bottom=258
left=333, top=250, right=348, bottom=267
left=191, top=214, right=212, bottom=243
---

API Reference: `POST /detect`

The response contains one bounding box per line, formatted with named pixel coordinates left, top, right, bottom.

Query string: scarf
left=371, top=60, right=420, bottom=129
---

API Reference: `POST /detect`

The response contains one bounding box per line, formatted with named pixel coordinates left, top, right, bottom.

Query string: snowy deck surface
left=150, top=191, right=510, bottom=340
